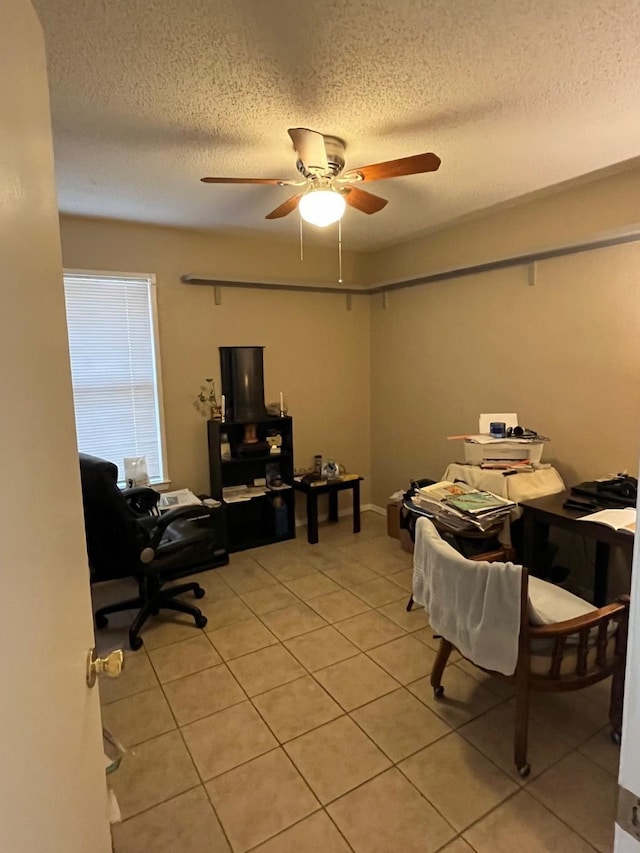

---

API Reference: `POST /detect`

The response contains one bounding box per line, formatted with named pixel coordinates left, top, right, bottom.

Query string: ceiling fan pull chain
left=299, top=217, right=304, bottom=261
left=338, top=218, right=343, bottom=284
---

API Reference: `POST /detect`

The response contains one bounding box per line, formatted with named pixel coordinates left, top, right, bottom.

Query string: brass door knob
left=86, top=648, right=125, bottom=687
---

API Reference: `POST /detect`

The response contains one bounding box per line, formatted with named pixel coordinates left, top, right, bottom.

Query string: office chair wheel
left=610, top=729, right=622, bottom=746
left=194, top=587, right=205, bottom=599
left=433, top=686, right=444, bottom=698
left=195, top=614, right=208, bottom=629
left=518, top=763, right=531, bottom=778
left=95, top=614, right=108, bottom=629
left=130, top=636, right=143, bottom=651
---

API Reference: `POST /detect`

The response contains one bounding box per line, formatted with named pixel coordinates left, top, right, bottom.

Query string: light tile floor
left=96, top=512, right=619, bottom=853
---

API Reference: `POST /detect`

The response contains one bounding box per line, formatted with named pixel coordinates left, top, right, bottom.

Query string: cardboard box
left=400, top=527, right=414, bottom=554
left=387, top=502, right=401, bottom=539
left=388, top=501, right=415, bottom=554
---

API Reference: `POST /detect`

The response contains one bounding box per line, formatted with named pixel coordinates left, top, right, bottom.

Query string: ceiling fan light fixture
left=298, top=187, right=346, bottom=227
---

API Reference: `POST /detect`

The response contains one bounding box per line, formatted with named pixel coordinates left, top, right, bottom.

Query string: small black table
left=520, top=491, right=634, bottom=606
left=292, top=475, right=363, bottom=544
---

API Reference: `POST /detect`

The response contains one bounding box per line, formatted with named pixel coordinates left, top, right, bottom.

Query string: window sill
left=118, top=479, right=172, bottom=491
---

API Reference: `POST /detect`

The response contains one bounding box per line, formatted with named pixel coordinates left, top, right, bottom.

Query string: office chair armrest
left=123, top=486, right=161, bottom=516
left=145, top=504, right=218, bottom=552
left=123, top=486, right=159, bottom=500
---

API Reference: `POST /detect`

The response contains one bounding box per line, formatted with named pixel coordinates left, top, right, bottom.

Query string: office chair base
left=94, top=580, right=207, bottom=650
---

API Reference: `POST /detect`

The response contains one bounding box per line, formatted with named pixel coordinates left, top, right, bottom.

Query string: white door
left=0, top=3, right=111, bottom=852
left=615, top=472, right=640, bottom=850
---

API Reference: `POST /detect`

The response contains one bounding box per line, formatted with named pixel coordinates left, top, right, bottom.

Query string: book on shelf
left=578, top=508, right=636, bottom=534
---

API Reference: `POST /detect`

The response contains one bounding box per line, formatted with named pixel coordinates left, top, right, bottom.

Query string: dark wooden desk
left=520, top=491, right=634, bottom=606
left=292, top=475, right=363, bottom=544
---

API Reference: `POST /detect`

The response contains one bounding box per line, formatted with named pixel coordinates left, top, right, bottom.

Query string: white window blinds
left=63, top=272, right=166, bottom=483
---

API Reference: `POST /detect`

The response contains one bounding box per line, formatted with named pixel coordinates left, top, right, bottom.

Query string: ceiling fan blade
left=287, top=128, right=329, bottom=173
left=344, top=186, right=388, bottom=214
left=343, top=152, right=441, bottom=182
left=265, top=194, right=302, bottom=220
left=201, top=176, right=299, bottom=185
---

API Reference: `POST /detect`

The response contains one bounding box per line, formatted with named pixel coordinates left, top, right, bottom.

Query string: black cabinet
left=207, top=416, right=296, bottom=552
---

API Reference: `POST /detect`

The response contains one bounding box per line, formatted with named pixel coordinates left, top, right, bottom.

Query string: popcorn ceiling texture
left=34, top=0, right=640, bottom=250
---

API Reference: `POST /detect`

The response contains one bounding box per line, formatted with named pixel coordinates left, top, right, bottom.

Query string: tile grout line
left=459, top=781, right=602, bottom=853
left=524, top=752, right=612, bottom=853
left=101, top=518, right=389, bottom=829
left=239, top=548, right=525, bottom=843
left=201, top=531, right=441, bottom=847
left=242, top=807, right=358, bottom=853
left=109, top=520, right=608, bottom=851
left=144, top=625, right=249, bottom=852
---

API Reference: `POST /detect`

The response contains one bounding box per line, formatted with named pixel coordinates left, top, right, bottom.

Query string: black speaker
left=219, top=346, right=267, bottom=421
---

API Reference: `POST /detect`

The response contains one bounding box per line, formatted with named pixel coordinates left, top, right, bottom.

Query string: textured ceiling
left=34, top=0, right=640, bottom=251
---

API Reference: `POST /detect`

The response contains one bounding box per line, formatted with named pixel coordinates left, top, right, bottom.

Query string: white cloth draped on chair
left=412, top=516, right=523, bottom=675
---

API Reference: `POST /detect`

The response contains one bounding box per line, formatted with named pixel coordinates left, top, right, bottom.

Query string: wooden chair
left=416, top=524, right=629, bottom=777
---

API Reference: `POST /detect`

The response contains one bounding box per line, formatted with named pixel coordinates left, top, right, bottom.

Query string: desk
left=293, top=475, right=363, bottom=544
left=520, top=491, right=634, bottom=607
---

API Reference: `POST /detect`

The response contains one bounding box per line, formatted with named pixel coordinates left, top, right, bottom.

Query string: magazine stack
left=411, top=480, right=516, bottom=532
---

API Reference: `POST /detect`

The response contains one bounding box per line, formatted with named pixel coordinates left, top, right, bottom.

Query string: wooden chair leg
left=610, top=603, right=629, bottom=744
left=514, top=666, right=531, bottom=777
left=430, top=638, right=453, bottom=698
left=609, top=656, right=626, bottom=743
left=406, top=594, right=414, bottom=612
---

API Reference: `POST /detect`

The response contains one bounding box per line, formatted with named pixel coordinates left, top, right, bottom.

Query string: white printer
left=458, top=413, right=548, bottom=465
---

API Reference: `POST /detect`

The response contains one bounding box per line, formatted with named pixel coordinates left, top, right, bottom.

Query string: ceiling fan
left=201, top=128, right=441, bottom=227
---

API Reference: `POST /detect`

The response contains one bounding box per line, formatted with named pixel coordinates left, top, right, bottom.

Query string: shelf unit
left=207, top=415, right=295, bottom=552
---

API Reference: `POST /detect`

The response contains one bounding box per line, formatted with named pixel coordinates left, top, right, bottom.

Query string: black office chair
left=79, top=453, right=226, bottom=650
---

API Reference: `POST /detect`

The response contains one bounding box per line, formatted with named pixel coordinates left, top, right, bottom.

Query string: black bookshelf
left=207, top=415, right=295, bottom=552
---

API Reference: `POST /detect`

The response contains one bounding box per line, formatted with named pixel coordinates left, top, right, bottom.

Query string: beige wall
left=363, top=165, right=640, bottom=285
left=59, top=217, right=372, bottom=502
left=60, top=163, right=640, bottom=514
left=368, top=167, right=640, bottom=507
left=370, top=241, right=640, bottom=505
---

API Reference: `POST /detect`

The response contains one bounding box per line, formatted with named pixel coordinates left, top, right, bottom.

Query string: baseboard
left=367, top=504, right=386, bottom=515
left=294, top=503, right=382, bottom=527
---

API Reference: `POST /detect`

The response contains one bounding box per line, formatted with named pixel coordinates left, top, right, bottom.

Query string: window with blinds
left=63, top=271, right=167, bottom=484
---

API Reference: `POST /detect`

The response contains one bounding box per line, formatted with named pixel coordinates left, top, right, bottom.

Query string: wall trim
left=183, top=274, right=365, bottom=296
left=182, top=228, right=640, bottom=297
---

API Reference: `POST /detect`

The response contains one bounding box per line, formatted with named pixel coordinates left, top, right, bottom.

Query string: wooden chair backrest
left=469, top=549, right=629, bottom=687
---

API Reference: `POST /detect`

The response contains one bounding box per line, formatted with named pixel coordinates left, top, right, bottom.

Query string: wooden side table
left=292, top=474, right=363, bottom=544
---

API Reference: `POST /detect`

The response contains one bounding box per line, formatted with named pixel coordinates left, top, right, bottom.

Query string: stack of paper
left=222, top=485, right=267, bottom=503
left=159, top=488, right=202, bottom=509
left=412, top=481, right=515, bottom=532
